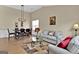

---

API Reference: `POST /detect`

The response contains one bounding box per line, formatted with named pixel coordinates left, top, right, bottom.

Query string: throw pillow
left=48, top=31, right=55, bottom=36
left=57, top=36, right=73, bottom=49
left=67, top=36, right=79, bottom=53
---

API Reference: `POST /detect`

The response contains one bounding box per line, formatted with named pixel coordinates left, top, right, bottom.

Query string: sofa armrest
left=48, top=44, right=71, bottom=54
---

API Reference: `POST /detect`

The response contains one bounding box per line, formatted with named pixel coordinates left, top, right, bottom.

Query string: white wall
left=0, top=5, right=31, bottom=29
left=0, top=5, right=31, bottom=38
left=31, top=5, right=79, bottom=36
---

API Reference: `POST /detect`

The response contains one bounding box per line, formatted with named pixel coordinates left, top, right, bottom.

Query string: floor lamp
left=35, top=28, right=40, bottom=39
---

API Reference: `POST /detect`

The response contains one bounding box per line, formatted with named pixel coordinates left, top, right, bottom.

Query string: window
left=32, top=19, right=39, bottom=30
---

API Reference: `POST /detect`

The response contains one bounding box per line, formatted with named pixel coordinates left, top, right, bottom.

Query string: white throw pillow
left=48, top=31, right=55, bottom=36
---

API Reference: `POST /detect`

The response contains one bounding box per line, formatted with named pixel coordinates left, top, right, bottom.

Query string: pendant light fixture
left=18, top=5, right=26, bottom=27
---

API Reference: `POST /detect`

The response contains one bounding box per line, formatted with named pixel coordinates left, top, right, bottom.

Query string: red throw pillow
left=57, top=36, right=73, bottom=49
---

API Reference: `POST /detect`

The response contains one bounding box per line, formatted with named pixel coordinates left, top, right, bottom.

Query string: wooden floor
left=0, top=36, right=32, bottom=54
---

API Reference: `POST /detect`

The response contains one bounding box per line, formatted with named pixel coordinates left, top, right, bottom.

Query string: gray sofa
left=40, top=30, right=64, bottom=45
left=32, top=30, right=64, bottom=45
left=48, top=36, right=79, bottom=54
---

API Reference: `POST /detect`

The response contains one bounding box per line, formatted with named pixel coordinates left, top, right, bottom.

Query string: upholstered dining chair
left=20, top=28, right=26, bottom=36
left=15, top=28, right=20, bottom=39
left=26, top=28, right=31, bottom=36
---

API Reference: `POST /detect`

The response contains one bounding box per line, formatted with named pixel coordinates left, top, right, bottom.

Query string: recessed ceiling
left=6, top=5, right=43, bottom=13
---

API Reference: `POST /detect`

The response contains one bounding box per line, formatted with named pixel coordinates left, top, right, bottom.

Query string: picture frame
left=49, top=16, right=56, bottom=25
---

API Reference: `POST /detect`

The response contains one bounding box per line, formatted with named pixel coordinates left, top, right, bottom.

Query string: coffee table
left=24, top=36, right=48, bottom=54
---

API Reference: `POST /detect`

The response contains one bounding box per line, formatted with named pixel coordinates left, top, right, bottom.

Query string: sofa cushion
left=57, top=36, right=73, bottom=49
left=41, top=33, right=48, bottom=38
left=46, top=35, right=56, bottom=40
left=54, top=31, right=63, bottom=37
left=48, top=44, right=71, bottom=54
left=42, top=30, right=49, bottom=35
left=43, top=38, right=56, bottom=44
left=41, top=33, right=56, bottom=40
left=54, top=31, right=63, bottom=40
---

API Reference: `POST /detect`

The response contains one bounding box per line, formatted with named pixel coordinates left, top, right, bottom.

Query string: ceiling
left=6, top=5, right=44, bottom=13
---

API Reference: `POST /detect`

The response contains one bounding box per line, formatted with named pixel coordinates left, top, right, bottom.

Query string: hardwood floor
left=0, top=36, right=31, bottom=54
left=0, top=36, right=48, bottom=54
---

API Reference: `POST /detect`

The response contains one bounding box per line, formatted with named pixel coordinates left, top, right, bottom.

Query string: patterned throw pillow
left=67, top=36, right=79, bottom=53
left=68, top=36, right=79, bottom=48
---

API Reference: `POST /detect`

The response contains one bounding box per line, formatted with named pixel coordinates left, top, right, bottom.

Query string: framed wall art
left=49, top=16, right=56, bottom=25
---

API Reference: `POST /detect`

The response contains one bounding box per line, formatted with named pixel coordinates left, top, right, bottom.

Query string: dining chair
left=7, top=28, right=15, bottom=40
left=20, top=28, right=26, bottom=36
left=15, top=28, right=20, bottom=39
left=26, top=28, right=31, bottom=36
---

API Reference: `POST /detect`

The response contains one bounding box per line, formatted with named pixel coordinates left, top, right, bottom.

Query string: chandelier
left=18, top=5, right=26, bottom=27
